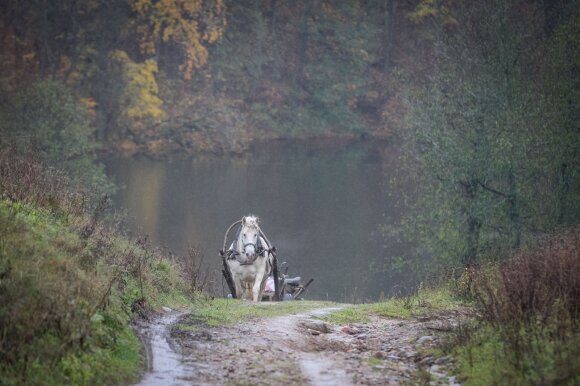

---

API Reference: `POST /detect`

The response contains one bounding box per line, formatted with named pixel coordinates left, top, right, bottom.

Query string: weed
left=0, top=149, right=194, bottom=384
left=324, top=284, right=465, bottom=324
left=450, top=227, right=580, bottom=385
left=180, top=245, right=212, bottom=293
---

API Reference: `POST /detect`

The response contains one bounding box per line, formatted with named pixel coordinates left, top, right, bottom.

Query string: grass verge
left=445, top=227, right=580, bottom=386
left=185, top=297, right=336, bottom=327
left=324, top=284, right=465, bottom=325
left=0, top=148, right=195, bottom=385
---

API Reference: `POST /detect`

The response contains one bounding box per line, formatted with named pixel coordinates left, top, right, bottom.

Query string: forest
left=2, top=0, right=577, bottom=234
left=0, top=1, right=571, bottom=153
left=0, top=0, right=579, bottom=385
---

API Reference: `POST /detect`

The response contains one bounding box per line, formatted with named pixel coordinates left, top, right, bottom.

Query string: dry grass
left=0, top=144, right=88, bottom=215
left=476, top=227, right=580, bottom=327
left=0, top=146, right=194, bottom=384
left=452, top=227, right=580, bottom=385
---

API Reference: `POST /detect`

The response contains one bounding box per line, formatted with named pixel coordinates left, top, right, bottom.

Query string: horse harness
left=226, top=225, right=269, bottom=265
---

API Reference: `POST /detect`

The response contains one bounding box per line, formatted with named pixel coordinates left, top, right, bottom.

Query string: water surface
left=105, top=140, right=412, bottom=301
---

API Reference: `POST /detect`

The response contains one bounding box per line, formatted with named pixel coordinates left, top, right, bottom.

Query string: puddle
left=135, top=311, right=191, bottom=386
left=299, top=352, right=354, bottom=386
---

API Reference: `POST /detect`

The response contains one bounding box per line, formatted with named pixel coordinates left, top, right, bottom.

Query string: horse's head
left=239, top=215, right=260, bottom=264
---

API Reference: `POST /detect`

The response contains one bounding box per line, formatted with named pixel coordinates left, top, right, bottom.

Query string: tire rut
left=138, top=306, right=467, bottom=385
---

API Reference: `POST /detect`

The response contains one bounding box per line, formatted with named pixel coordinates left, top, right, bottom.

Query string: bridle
left=242, top=235, right=257, bottom=252
left=242, top=234, right=266, bottom=254
left=222, top=219, right=274, bottom=266
left=230, top=226, right=261, bottom=265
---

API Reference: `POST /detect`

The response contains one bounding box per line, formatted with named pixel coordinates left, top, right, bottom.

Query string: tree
left=0, top=81, right=113, bottom=194
left=543, top=3, right=580, bottom=224
left=393, top=0, right=571, bottom=270
left=129, top=0, right=225, bottom=80
left=110, top=50, right=166, bottom=136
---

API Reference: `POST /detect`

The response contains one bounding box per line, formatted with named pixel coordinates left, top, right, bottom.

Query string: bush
left=0, top=80, right=113, bottom=196
left=454, top=228, right=580, bottom=385
left=0, top=145, right=88, bottom=215
left=476, top=227, right=580, bottom=326
left=0, top=150, right=192, bottom=384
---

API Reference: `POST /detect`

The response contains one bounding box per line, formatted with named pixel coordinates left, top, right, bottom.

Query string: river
left=105, top=139, right=415, bottom=302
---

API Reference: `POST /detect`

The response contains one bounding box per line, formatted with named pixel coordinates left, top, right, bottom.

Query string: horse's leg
left=239, top=281, right=252, bottom=301
left=252, top=259, right=268, bottom=302
left=251, top=278, right=261, bottom=302
left=234, top=279, right=243, bottom=300
left=259, top=277, right=267, bottom=300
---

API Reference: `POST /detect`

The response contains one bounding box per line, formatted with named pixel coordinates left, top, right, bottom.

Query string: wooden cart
left=219, top=219, right=281, bottom=301
left=219, top=219, right=314, bottom=301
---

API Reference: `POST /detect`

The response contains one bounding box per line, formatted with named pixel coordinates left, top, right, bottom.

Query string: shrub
left=0, top=150, right=192, bottom=384
left=0, top=145, right=88, bottom=215
left=180, top=246, right=212, bottom=293
left=476, top=227, right=580, bottom=326
left=455, top=228, right=580, bottom=385
left=0, top=80, right=113, bottom=196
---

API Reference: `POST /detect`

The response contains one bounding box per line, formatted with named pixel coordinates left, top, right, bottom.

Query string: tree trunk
left=507, top=171, right=521, bottom=249
left=465, top=216, right=482, bottom=266
left=270, top=0, right=280, bottom=80
left=383, top=0, right=395, bottom=73
left=463, top=178, right=481, bottom=266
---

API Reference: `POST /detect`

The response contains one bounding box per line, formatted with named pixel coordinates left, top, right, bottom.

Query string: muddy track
left=137, top=306, right=466, bottom=386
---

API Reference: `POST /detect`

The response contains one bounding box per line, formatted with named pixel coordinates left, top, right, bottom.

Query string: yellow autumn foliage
left=111, top=50, right=166, bottom=132
left=78, top=97, right=98, bottom=121
left=408, top=0, right=458, bottom=25
left=129, top=0, right=225, bottom=80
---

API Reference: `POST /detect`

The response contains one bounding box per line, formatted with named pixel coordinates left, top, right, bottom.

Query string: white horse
left=226, top=215, right=273, bottom=302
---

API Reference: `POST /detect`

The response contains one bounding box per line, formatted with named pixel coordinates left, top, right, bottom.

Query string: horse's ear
left=242, top=216, right=246, bottom=225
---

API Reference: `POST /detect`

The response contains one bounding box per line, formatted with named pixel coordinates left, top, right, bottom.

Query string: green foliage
left=544, top=6, right=580, bottom=224
left=1, top=0, right=575, bottom=158
left=206, top=0, right=380, bottom=137
left=0, top=152, right=194, bottom=384
left=388, top=0, right=580, bottom=273
left=447, top=230, right=580, bottom=385
left=0, top=81, right=113, bottom=196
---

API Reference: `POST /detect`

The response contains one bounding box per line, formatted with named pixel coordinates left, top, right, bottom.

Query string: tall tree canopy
left=386, top=0, right=580, bottom=272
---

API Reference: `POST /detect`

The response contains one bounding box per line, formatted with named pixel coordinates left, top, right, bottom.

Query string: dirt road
left=137, top=305, right=464, bottom=386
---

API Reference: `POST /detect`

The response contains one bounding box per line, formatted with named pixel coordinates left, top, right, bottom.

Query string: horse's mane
left=243, top=215, right=260, bottom=229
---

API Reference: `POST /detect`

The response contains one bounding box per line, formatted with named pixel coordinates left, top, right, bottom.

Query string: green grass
left=187, top=297, right=336, bottom=327
left=323, top=306, right=371, bottom=324
left=0, top=197, right=195, bottom=385
left=452, top=323, right=580, bottom=386
left=323, top=284, right=464, bottom=324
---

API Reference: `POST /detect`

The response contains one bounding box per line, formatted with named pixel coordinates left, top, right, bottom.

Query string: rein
left=219, top=216, right=281, bottom=301
left=220, top=218, right=275, bottom=265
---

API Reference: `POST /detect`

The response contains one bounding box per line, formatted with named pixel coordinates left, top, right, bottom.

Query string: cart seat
left=285, top=276, right=301, bottom=285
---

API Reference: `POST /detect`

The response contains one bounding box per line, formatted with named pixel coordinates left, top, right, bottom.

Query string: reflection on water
left=105, top=140, right=413, bottom=302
